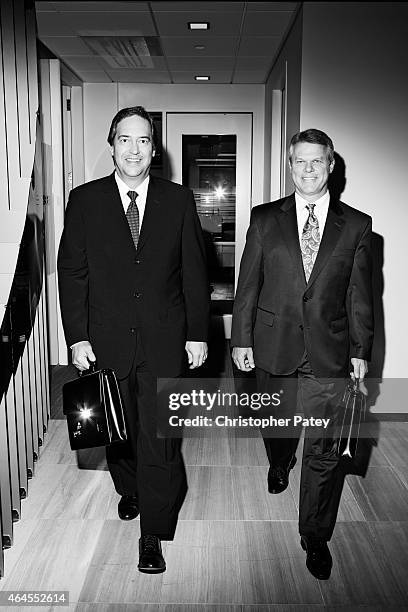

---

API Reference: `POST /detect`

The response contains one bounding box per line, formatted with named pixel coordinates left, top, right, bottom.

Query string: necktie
left=126, top=190, right=139, bottom=250
left=301, top=202, right=320, bottom=282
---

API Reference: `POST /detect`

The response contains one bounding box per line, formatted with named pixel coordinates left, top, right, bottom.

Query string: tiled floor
left=0, top=364, right=408, bottom=610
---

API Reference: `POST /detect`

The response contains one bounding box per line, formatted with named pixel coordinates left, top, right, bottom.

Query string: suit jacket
left=231, top=193, right=374, bottom=378
left=58, top=173, right=210, bottom=379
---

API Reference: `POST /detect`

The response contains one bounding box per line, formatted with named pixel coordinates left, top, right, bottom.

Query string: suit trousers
left=106, top=332, right=187, bottom=539
left=257, top=355, right=345, bottom=541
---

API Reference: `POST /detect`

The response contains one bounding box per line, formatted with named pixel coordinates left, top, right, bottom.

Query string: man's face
left=289, top=142, right=334, bottom=201
left=110, top=114, right=155, bottom=188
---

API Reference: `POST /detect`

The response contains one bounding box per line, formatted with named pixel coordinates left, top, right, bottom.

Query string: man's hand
left=350, top=357, right=368, bottom=395
left=185, top=341, right=208, bottom=369
left=350, top=357, right=368, bottom=380
left=232, top=347, right=255, bottom=371
left=71, top=340, right=96, bottom=371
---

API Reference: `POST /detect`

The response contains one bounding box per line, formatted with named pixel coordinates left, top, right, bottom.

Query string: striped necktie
left=126, top=190, right=139, bottom=250
left=301, top=202, right=320, bottom=282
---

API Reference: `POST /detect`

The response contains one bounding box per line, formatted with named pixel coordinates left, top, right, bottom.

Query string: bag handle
left=78, top=361, right=97, bottom=378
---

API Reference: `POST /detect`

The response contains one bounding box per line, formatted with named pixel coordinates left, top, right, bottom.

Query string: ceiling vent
left=80, top=36, right=163, bottom=69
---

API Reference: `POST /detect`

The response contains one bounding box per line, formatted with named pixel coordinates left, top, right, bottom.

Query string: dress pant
left=106, top=332, right=187, bottom=539
left=257, top=354, right=345, bottom=541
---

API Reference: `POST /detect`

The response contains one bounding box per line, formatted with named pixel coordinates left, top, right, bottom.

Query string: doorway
left=166, top=113, right=252, bottom=337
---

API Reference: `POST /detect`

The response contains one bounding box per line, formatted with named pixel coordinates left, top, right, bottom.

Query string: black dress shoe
left=118, top=495, right=139, bottom=521
left=138, top=535, right=166, bottom=574
left=268, top=455, right=297, bottom=494
left=300, top=536, right=332, bottom=580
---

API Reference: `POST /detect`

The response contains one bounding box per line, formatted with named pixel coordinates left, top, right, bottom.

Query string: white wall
left=83, top=83, right=265, bottom=207
left=300, top=1, right=408, bottom=407
left=265, top=7, right=302, bottom=199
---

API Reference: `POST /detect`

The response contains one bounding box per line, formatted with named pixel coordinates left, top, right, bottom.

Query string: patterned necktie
left=126, top=190, right=139, bottom=250
left=301, top=202, right=320, bottom=282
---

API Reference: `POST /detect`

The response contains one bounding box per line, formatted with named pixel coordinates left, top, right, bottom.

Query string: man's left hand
left=350, top=358, right=368, bottom=395
left=350, top=357, right=368, bottom=380
left=185, top=341, right=208, bottom=369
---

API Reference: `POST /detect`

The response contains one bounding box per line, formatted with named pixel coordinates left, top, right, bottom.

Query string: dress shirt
left=115, top=172, right=149, bottom=228
left=295, top=191, right=330, bottom=245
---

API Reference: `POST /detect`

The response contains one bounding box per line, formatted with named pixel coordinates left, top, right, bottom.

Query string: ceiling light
left=195, top=76, right=210, bottom=81
left=188, top=22, right=209, bottom=30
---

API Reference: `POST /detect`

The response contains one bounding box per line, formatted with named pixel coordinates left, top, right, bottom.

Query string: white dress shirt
left=114, top=172, right=150, bottom=228
left=295, top=191, right=330, bottom=245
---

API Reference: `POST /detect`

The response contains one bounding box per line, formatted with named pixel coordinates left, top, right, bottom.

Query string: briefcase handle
left=78, top=361, right=97, bottom=378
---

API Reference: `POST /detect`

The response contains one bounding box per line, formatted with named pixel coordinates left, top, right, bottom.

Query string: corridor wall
left=0, top=0, right=50, bottom=577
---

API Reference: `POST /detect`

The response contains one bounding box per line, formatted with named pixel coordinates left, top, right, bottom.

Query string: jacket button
left=130, top=327, right=136, bottom=333
left=303, top=296, right=309, bottom=302
left=134, top=292, right=141, bottom=298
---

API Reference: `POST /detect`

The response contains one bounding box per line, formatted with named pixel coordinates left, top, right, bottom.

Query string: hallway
left=0, top=358, right=407, bottom=610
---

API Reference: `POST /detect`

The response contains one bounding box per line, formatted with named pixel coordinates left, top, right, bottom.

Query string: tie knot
left=127, top=190, right=138, bottom=204
left=306, top=202, right=316, bottom=213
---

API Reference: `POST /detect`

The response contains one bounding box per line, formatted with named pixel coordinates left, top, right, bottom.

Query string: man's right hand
left=71, top=340, right=96, bottom=371
left=232, top=347, right=255, bottom=371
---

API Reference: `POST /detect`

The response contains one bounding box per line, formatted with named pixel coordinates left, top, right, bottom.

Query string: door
left=166, top=113, right=252, bottom=337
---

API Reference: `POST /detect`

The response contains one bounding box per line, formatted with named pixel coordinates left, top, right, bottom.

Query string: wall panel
left=0, top=16, right=9, bottom=214
left=14, top=0, right=31, bottom=178
left=0, top=0, right=46, bottom=577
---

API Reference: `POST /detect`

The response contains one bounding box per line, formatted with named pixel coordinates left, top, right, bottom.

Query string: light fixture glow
left=80, top=408, right=92, bottom=420
left=195, top=45, right=206, bottom=50
left=195, top=75, right=210, bottom=81
left=214, top=186, right=226, bottom=199
left=188, top=22, right=209, bottom=30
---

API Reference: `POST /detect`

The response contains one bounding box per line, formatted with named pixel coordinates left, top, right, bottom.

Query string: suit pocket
left=330, top=316, right=347, bottom=333
left=257, top=307, right=275, bottom=327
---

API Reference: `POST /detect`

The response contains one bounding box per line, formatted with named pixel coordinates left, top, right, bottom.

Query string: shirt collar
left=114, top=172, right=150, bottom=201
left=295, top=190, right=330, bottom=211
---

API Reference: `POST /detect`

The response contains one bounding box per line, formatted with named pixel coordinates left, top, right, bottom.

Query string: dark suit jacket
left=231, top=193, right=374, bottom=378
left=58, top=173, right=209, bottom=379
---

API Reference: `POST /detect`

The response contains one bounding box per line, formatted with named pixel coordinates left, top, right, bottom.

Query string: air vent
left=81, top=36, right=163, bottom=69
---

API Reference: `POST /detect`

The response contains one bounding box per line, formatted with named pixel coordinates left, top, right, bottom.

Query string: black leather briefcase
left=336, top=379, right=366, bottom=459
left=63, top=364, right=127, bottom=450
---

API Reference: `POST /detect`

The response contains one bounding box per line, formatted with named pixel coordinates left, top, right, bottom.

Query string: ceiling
left=35, top=1, right=299, bottom=84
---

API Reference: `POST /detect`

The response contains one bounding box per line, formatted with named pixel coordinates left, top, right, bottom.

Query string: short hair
left=107, top=106, right=156, bottom=148
left=289, top=129, right=334, bottom=163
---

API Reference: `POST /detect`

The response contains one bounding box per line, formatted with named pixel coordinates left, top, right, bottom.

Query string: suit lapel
left=136, top=175, right=161, bottom=254
left=306, top=197, right=345, bottom=287
left=277, top=194, right=306, bottom=285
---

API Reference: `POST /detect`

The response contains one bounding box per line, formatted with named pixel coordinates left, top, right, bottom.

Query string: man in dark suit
left=231, top=129, right=373, bottom=579
left=58, top=106, right=209, bottom=574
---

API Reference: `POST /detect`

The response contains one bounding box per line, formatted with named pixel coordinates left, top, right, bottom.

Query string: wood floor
left=1, top=355, right=408, bottom=611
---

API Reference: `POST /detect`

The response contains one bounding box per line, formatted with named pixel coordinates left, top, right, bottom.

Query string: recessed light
left=188, top=22, right=209, bottom=30
left=195, top=45, right=206, bottom=50
left=195, top=75, right=210, bottom=81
